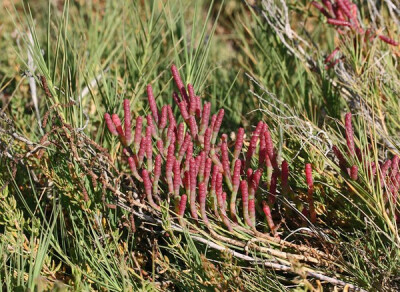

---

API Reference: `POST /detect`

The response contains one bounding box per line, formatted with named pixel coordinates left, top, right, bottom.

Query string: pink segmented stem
left=327, top=18, right=352, bottom=27
left=187, top=83, right=195, bottom=100
left=199, top=102, right=211, bottom=135
left=211, top=153, right=224, bottom=172
left=188, top=116, right=198, bottom=138
left=221, top=141, right=232, bottom=188
left=183, top=171, right=190, bottom=192
left=211, top=109, right=224, bottom=144
left=146, top=137, right=153, bottom=171
left=350, top=165, right=358, bottom=180
left=281, top=160, right=289, bottom=196
left=249, top=169, right=262, bottom=201
left=172, top=91, right=180, bottom=105
left=147, top=84, right=159, bottom=124
left=127, top=156, right=142, bottom=182
left=337, top=0, right=353, bottom=20
left=305, top=163, right=314, bottom=190
left=159, top=105, right=168, bottom=130
left=265, top=155, right=273, bottom=188
left=268, top=172, right=277, bottom=205
left=240, top=180, right=252, bottom=227
left=233, top=128, right=244, bottom=163
left=246, top=134, right=258, bottom=168
left=167, top=105, right=176, bottom=130
left=189, top=158, right=198, bottom=220
left=203, top=127, right=212, bottom=155
left=332, top=145, right=348, bottom=173
left=123, top=100, right=132, bottom=145
left=216, top=190, right=233, bottom=231
left=184, top=141, right=193, bottom=169
left=325, top=47, right=340, bottom=64
left=262, top=200, right=276, bottom=233
left=157, top=140, right=165, bottom=157
left=264, top=129, right=274, bottom=162
left=311, top=1, right=331, bottom=18
left=142, top=169, right=160, bottom=210
left=171, top=64, right=189, bottom=102
left=198, top=151, right=206, bottom=182
left=178, top=194, right=187, bottom=216
left=111, top=114, right=127, bottom=145
left=230, top=159, right=241, bottom=221
left=134, top=116, right=143, bottom=153
left=166, top=144, right=176, bottom=194
left=210, top=165, right=220, bottom=217
left=176, top=123, right=185, bottom=148
left=153, top=154, right=162, bottom=195
left=137, top=137, right=147, bottom=166
left=178, top=100, right=190, bottom=121
left=198, top=182, right=210, bottom=226
left=104, top=113, right=118, bottom=136
left=248, top=198, right=256, bottom=227
left=177, top=134, right=191, bottom=163
left=322, top=0, right=334, bottom=16
left=173, top=159, right=181, bottom=197
left=147, top=114, right=157, bottom=138
left=195, top=96, right=202, bottom=118
left=203, top=158, right=212, bottom=187
left=305, top=163, right=316, bottom=224
left=259, top=130, right=266, bottom=167
left=189, top=90, right=196, bottom=117
left=345, top=113, right=355, bottom=156
left=379, top=35, right=399, bottom=46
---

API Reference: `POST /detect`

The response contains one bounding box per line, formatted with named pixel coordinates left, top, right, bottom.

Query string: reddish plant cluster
left=104, top=65, right=318, bottom=234
left=332, top=113, right=400, bottom=218
left=311, top=0, right=398, bottom=67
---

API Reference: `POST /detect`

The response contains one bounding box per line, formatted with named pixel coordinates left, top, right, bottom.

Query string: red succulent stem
left=177, top=134, right=191, bottom=163
left=166, top=144, right=175, bottom=194
left=211, top=109, right=224, bottom=144
left=146, top=137, right=153, bottom=171
left=327, top=18, right=352, bottom=27
left=134, top=116, right=143, bottom=153
left=178, top=194, right=187, bottom=227
left=142, top=169, right=160, bottom=211
left=350, top=165, right=358, bottom=180
left=159, top=105, right=168, bottom=130
left=230, top=159, right=241, bottom=221
left=153, top=154, right=162, bottom=195
left=203, top=158, right=212, bottom=187
left=198, top=182, right=210, bottom=226
left=189, top=158, right=198, bottom=220
left=221, top=141, right=232, bottom=189
left=111, top=114, right=127, bottom=146
left=171, top=65, right=189, bottom=103
left=210, top=165, right=220, bottom=217
left=167, top=105, right=176, bottom=130
left=173, top=159, right=181, bottom=198
left=311, top=1, right=331, bottom=18
left=262, top=200, right=276, bottom=234
left=305, top=163, right=316, bottom=223
left=240, top=180, right=252, bottom=226
left=268, top=172, right=277, bottom=205
left=199, top=102, right=211, bottom=136
left=147, top=85, right=159, bottom=124
left=379, top=35, right=399, bottom=46
left=176, top=123, right=185, bottom=149
left=104, top=113, right=118, bottom=136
